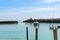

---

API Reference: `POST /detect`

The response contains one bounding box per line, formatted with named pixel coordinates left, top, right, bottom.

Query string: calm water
left=0, top=21, right=60, bottom=40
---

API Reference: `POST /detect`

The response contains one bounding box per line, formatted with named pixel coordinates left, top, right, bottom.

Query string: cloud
left=43, top=0, right=60, bottom=3
left=0, top=7, right=56, bottom=15
left=12, top=7, right=56, bottom=13
left=0, top=7, right=57, bottom=20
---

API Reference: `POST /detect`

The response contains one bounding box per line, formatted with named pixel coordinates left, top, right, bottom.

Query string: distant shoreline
left=0, top=21, right=18, bottom=24
left=23, top=18, right=60, bottom=23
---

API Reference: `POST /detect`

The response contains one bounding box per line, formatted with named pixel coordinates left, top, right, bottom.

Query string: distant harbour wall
left=0, top=21, right=18, bottom=24
left=23, top=18, right=60, bottom=23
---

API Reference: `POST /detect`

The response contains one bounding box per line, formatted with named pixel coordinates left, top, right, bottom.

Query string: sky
left=0, top=0, right=60, bottom=20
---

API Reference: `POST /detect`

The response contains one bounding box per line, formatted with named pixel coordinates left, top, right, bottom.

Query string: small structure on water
left=34, top=20, right=39, bottom=28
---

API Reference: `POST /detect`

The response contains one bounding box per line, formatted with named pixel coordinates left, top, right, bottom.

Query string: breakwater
left=0, top=21, right=18, bottom=24
left=23, top=18, right=60, bottom=23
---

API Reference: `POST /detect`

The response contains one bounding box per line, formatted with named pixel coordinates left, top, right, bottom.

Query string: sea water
left=0, top=21, right=60, bottom=40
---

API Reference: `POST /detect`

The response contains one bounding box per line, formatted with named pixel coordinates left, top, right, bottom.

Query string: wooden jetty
left=0, top=21, right=18, bottom=24
left=23, top=18, right=60, bottom=23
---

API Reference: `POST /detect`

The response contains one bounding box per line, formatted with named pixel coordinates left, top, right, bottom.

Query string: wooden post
left=53, top=29, right=57, bottom=40
left=35, top=28, right=38, bottom=40
left=50, top=26, right=58, bottom=40
left=34, top=21, right=39, bottom=40
left=26, top=27, right=28, bottom=40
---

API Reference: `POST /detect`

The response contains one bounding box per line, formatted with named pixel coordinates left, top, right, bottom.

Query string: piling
left=26, top=27, right=28, bottom=40
left=35, top=28, right=38, bottom=40
left=53, top=29, right=57, bottom=40
left=34, top=21, right=39, bottom=40
left=50, top=25, right=58, bottom=40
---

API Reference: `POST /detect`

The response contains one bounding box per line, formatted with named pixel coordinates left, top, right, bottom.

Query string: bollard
left=26, top=27, right=28, bottom=40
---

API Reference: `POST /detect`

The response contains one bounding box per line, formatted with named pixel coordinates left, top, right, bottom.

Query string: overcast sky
left=0, top=0, right=60, bottom=20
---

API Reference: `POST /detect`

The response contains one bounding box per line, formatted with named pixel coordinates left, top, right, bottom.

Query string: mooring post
left=34, top=21, right=39, bottom=40
left=35, top=27, right=38, bottom=40
left=26, top=27, right=28, bottom=40
left=50, top=25, right=58, bottom=40
left=53, top=29, right=57, bottom=40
